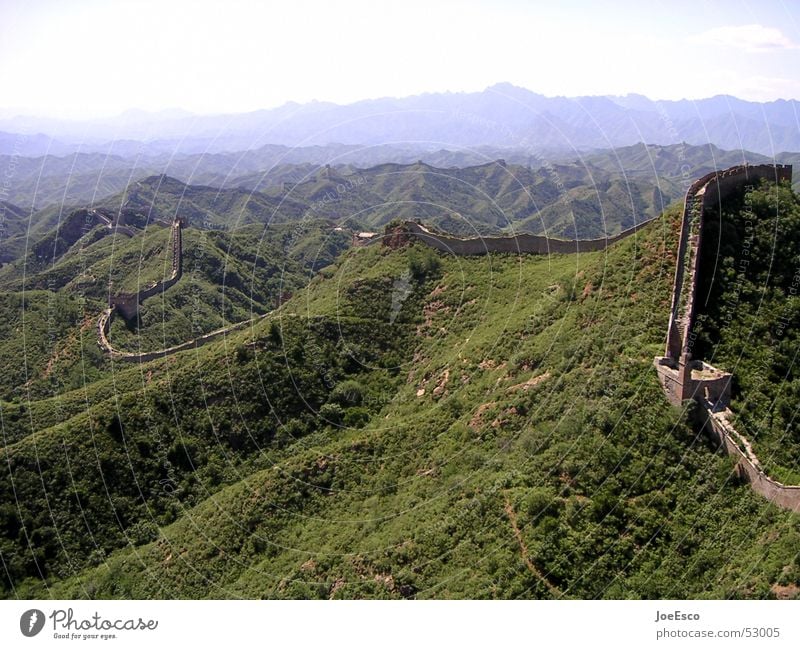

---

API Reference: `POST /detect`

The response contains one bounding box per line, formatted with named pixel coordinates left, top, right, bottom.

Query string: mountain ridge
left=3, top=84, right=800, bottom=156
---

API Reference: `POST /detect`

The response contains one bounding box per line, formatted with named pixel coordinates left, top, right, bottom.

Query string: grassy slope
left=0, top=217, right=350, bottom=377
left=4, top=202, right=798, bottom=599
left=0, top=290, right=107, bottom=402
left=0, top=222, right=173, bottom=297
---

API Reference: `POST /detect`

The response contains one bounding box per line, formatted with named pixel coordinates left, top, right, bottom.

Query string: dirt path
left=503, top=494, right=562, bottom=598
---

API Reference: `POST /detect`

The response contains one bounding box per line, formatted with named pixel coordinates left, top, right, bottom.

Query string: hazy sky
left=1, top=0, right=799, bottom=118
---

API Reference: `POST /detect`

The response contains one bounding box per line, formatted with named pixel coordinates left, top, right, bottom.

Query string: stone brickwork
left=655, top=164, right=800, bottom=512
left=701, top=408, right=800, bottom=513
left=653, top=357, right=732, bottom=408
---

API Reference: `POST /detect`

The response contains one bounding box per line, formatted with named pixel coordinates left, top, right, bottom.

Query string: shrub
left=343, top=406, right=370, bottom=428
left=319, top=402, right=344, bottom=425
left=330, top=379, right=365, bottom=406
left=408, top=247, right=442, bottom=281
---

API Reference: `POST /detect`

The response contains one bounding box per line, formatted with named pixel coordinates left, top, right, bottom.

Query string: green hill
left=104, top=174, right=309, bottom=230
left=2, top=190, right=798, bottom=599
left=0, top=217, right=350, bottom=399
left=28, top=161, right=673, bottom=243
left=268, top=160, right=675, bottom=238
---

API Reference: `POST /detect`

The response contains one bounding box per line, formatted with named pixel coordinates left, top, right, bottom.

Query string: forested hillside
left=2, top=195, right=798, bottom=599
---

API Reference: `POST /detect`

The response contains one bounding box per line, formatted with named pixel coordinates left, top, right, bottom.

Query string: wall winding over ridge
left=397, top=218, right=655, bottom=256
left=653, top=164, right=800, bottom=513
left=98, top=218, right=190, bottom=361
left=109, top=219, right=184, bottom=320
left=97, top=307, right=267, bottom=362
left=97, top=217, right=275, bottom=363
left=101, top=214, right=655, bottom=363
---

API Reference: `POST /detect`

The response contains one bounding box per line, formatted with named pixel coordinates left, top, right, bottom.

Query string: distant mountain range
left=2, top=83, right=800, bottom=157
left=1, top=141, right=797, bottom=217
left=6, top=141, right=789, bottom=268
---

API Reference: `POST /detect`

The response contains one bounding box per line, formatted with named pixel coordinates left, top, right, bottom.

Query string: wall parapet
left=97, top=307, right=269, bottom=363
left=701, top=407, right=800, bottom=513
left=97, top=216, right=276, bottom=363
left=664, top=164, right=792, bottom=361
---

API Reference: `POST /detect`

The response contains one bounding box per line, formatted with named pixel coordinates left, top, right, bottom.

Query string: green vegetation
left=1, top=194, right=798, bottom=600
left=106, top=223, right=349, bottom=352
left=0, top=290, right=103, bottom=401
left=269, top=162, right=670, bottom=238
left=0, top=217, right=349, bottom=398
left=694, top=180, right=800, bottom=481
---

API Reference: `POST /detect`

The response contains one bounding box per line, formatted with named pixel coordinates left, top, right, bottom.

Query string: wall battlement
left=654, top=164, right=800, bottom=513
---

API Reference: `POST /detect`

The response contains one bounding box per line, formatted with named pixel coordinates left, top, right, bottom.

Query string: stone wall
left=665, top=164, right=792, bottom=361
left=109, top=220, right=183, bottom=320
left=655, top=164, right=800, bottom=512
left=400, top=218, right=654, bottom=256
left=98, top=308, right=267, bottom=363
left=653, top=357, right=732, bottom=408
left=700, top=407, right=800, bottom=513
left=97, top=219, right=276, bottom=363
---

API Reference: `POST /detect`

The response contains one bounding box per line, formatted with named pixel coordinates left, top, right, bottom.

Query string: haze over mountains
left=3, top=141, right=799, bottom=219
left=2, top=73, right=800, bottom=602
left=3, top=83, right=800, bottom=158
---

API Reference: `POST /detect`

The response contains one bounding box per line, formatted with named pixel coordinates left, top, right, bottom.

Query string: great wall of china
left=108, top=217, right=185, bottom=321
left=385, top=218, right=655, bottom=255
left=89, top=208, right=138, bottom=238
left=651, top=163, right=800, bottom=512
left=94, top=166, right=800, bottom=511
left=96, top=216, right=273, bottom=362
left=98, top=208, right=655, bottom=362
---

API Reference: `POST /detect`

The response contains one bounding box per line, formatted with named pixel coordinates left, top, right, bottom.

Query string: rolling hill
left=1, top=177, right=798, bottom=599
left=3, top=141, right=798, bottom=215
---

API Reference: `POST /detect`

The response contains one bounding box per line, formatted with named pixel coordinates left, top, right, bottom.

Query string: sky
left=0, top=0, right=799, bottom=118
